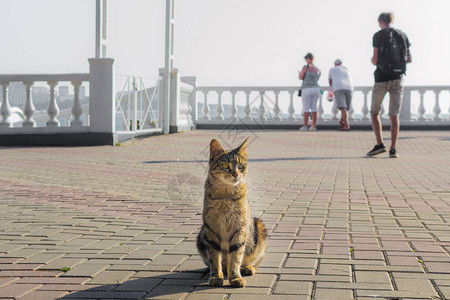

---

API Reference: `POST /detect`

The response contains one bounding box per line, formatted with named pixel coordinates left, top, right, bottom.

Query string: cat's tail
left=253, top=217, right=268, bottom=245
left=248, top=217, right=268, bottom=268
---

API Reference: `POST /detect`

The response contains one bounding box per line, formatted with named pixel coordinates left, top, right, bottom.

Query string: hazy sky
left=1, top=0, right=450, bottom=87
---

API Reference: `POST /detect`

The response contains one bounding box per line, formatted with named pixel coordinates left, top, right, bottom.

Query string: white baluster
left=215, top=90, right=224, bottom=120
left=46, top=80, right=60, bottom=127
left=433, top=89, right=441, bottom=121
left=258, top=91, right=265, bottom=121
left=317, top=92, right=324, bottom=121
left=201, top=91, right=210, bottom=120
left=229, top=91, right=237, bottom=120
left=22, top=81, right=36, bottom=127
left=418, top=90, right=426, bottom=121
left=273, top=90, right=281, bottom=121
left=380, top=103, right=385, bottom=119
left=331, top=98, right=338, bottom=120
left=71, top=81, right=83, bottom=126
left=187, top=102, right=193, bottom=124
left=244, top=91, right=251, bottom=120
left=348, top=98, right=355, bottom=121
left=0, top=82, right=12, bottom=127
left=362, top=90, right=370, bottom=120
left=448, top=90, right=450, bottom=120
left=288, top=91, right=295, bottom=120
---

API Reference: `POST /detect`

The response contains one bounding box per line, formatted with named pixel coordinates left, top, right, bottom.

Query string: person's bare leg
left=371, top=113, right=383, bottom=145
left=311, top=112, right=317, bottom=127
left=389, top=115, right=399, bottom=150
left=340, top=108, right=349, bottom=129
left=303, top=113, right=309, bottom=126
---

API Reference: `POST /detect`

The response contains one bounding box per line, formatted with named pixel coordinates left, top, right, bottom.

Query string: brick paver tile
left=230, top=295, right=308, bottom=300
left=355, top=271, right=391, bottom=284
left=314, top=288, right=353, bottom=299
left=318, top=263, right=351, bottom=276
left=87, top=270, right=135, bottom=285
left=61, top=263, right=109, bottom=277
left=0, top=283, right=41, bottom=298
left=15, top=290, right=67, bottom=300
left=273, top=281, right=312, bottom=295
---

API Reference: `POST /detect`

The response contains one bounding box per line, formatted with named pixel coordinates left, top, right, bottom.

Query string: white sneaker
left=299, top=126, right=309, bottom=131
left=309, top=126, right=317, bottom=131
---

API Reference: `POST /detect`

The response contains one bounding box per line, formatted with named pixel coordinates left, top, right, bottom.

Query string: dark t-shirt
left=373, top=28, right=411, bottom=82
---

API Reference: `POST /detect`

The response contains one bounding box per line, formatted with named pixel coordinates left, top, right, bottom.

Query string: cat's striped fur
left=197, top=138, right=268, bottom=288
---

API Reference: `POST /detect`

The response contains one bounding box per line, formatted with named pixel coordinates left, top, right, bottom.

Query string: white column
left=332, top=99, right=338, bottom=120
left=288, top=91, right=295, bottom=120
left=380, top=103, right=385, bottom=119
left=215, top=90, right=224, bottom=120
left=89, top=58, right=115, bottom=133
left=163, top=0, right=175, bottom=134
left=95, top=0, right=108, bottom=58
left=258, top=91, right=265, bottom=121
left=70, top=81, right=83, bottom=126
left=169, top=68, right=180, bottom=132
left=317, top=93, right=324, bottom=121
left=229, top=91, right=237, bottom=120
left=23, top=81, right=36, bottom=127
left=244, top=91, right=251, bottom=120
left=433, top=90, right=441, bottom=121
left=418, top=90, right=426, bottom=121
left=361, top=90, right=370, bottom=121
left=46, top=80, right=60, bottom=127
left=348, top=99, right=354, bottom=121
left=201, top=91, right=210, bottom=120
left=132, top=77, right=138, bottom=131
left=273, top=90, right=281, bottom=121
left=0, top=82, right=12, bottom=127
left=400, top=88, right=411, bottom=122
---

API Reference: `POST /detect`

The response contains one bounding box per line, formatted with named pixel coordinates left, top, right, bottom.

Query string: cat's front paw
left=209, top=276, right=224, bottom=287
left=241, top=265, right=255, bottom=276
left=229, top=277, right=246, bottom=288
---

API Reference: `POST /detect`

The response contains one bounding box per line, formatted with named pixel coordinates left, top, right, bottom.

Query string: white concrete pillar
left=88, top=58, right=115, bottom=133
left=95, top=0, right=108, bottom=58
left=170, top=68, right=180, bottom=132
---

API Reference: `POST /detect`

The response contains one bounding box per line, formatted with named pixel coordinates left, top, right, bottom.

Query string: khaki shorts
left=334, top=89, right=352, bottom=110
left=371, top=79, right=404, bottom=116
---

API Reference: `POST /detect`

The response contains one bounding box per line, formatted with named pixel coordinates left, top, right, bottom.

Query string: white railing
left=115, top=76, right=161, bottom=134
left=193, top=85, right=450, bottom=126
left=0, top=74, right=89, bottom=129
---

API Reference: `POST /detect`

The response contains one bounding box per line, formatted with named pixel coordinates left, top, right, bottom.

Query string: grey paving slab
left=0, top=130, right=449, bottom=299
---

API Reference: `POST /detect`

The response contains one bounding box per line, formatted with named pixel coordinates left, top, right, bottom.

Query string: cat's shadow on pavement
left=59, top=268, right=245, bottom=299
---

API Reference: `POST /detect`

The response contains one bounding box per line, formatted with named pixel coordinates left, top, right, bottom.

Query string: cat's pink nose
left=232, top=172, right=238, bottom=178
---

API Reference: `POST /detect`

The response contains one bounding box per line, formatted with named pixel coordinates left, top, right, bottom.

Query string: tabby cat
left=197, top=138, right=268, bottom=288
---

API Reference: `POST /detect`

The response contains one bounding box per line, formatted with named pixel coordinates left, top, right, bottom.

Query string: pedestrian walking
left=367, top=12, right=412, bottom=158
left=328, top=59, right=353, bottom=131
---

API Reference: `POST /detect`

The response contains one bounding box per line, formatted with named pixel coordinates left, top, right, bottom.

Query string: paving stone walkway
left=0, top=130, right=449, bottom=300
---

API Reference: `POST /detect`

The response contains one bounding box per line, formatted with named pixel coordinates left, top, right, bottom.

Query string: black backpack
left=378, top=28, right=408, bottom=75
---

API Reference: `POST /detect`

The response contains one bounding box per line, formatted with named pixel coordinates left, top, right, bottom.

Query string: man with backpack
left=367, top=12, right=412, bottom=158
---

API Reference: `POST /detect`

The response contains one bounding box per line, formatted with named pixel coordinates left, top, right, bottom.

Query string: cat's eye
left=238, top=163, right=245, bottom=169
left=222, top=163, right=230, bottom=169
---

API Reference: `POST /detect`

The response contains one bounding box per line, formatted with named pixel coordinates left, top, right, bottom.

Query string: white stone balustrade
left=195, top=85, right=450, bottom=126
left=0, top=74, right=89, bottom=129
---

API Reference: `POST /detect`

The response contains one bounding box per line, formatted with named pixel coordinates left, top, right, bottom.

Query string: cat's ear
left=210, top=139, right=225, bottom=158
left=236, top=137, right=249, bottom=155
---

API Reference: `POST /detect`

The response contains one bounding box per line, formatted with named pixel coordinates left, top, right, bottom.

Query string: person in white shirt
left=328, top=59, right=354, bottom=131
